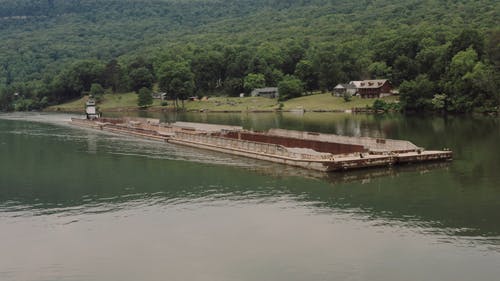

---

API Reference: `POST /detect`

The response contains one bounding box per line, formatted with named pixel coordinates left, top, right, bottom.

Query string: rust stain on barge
left=70, top=117, right=452, bottom=172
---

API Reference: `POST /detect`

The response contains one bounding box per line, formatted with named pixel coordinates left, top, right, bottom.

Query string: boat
left=70, top=116, right=452, bottom=172
left=85, top=97, right=101, bottom=120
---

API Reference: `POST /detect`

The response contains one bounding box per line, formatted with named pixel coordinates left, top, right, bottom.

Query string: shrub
left=343, top=92, right=352, bottom=102
left=372, top=99, right=401, bottom=112
left=373, top=99, right=387, bottom=110
left=137, top=87, right=153, bottom=108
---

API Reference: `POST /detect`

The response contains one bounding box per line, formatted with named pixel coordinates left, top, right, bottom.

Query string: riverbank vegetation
left=0, top=0, right=499, bottom=113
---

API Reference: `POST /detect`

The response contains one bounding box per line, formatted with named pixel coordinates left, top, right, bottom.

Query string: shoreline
left=43, top=93, right=401, bottom=114
left=44, top=107, right=387, bottom=114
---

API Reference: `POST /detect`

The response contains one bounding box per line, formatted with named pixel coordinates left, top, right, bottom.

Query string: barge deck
left=70, top=117, right=452, bottom=172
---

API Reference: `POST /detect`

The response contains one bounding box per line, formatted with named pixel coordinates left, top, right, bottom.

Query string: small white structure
left=251, top=87, right=279, bottom=99
left=85, top=98, right=100, bottom=120
left=333, top=84, right=357, bottom=97
left=152, top=92, right=167, bottom=100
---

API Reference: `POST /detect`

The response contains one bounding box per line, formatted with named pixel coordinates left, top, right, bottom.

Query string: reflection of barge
left=70, top=117, right=452, bottom=172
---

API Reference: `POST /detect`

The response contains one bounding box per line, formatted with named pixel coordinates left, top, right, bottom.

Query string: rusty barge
left=69, top=116, right=452, bottom=172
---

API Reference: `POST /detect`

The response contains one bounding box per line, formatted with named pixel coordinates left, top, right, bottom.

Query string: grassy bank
left=282, top=94, right=398, bottom=111
left=45, top=92, right=399, bottom=113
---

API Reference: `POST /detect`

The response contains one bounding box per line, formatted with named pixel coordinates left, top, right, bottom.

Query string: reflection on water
left=1, top=112, right=500, bottom=281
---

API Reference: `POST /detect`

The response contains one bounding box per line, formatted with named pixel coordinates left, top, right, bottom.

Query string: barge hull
left=167, top=138, right=333, bottom=171
left=70, top=118, right=452, bottom=172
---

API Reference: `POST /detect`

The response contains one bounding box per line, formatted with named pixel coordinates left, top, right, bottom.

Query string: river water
left=0, top=112, right=499, bottom=281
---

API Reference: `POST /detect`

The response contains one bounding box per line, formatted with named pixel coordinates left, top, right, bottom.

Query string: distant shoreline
left=44, top=107, right=389, bottom=114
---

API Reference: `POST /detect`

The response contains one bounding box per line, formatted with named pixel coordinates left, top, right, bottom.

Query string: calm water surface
left=0, top=112, right=499, bottom=281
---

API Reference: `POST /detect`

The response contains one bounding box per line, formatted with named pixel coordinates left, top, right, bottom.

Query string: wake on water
left=0, top=112, right=304, bottom=177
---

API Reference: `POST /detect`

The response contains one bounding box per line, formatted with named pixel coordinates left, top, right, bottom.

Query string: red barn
left=351, top=80, right=393, bottom=98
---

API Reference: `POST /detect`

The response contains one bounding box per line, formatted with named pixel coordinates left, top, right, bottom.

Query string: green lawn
left=98, top=93, right=162, bottom=110
left=283, top=93, right=399, bottom=111
left=182, top=96, right=278, bottom=111
left=45, top=96, right=87, bottom=112
left=46, top=92, right=399, bottom=112
left=46, top=93, right=163, bottom=112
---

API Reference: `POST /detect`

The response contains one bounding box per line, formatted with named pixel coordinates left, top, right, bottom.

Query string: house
left=251, top=87, right=279, bottom=99
left=333, top=84, right=357, bottom=97
left=152, top=92, right=167, bottom=100
left=350, top=79, right=392, bottom=98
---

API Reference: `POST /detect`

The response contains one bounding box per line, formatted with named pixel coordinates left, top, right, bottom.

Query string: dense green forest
left=0, top=0, right=499, bottom=112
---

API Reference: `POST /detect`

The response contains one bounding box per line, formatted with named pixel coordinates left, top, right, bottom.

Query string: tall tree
left=442, top=47, right=479, bottom=112
left=129, top=67, right=154, bottom=92
left=294, top=59, right=318, bottom=92
left=448, top=29, right=485, bottom=60
left=399, top=75, right=436, bottom=111
left=278, top=75, right=303, bottom=101
left=191, top=50, right=225, bottom=94
left=243, top=73, right=265, bottom=94
left=158, top=61, right=194, bottom=109
left=103, top=59, right=123, bottom=92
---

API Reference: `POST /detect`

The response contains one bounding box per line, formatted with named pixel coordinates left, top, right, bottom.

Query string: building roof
left=252, top=87, right=278, bottom=93
left=334, top=83, right=357, bottom=89
left=350, top=80, right=389, bottom=89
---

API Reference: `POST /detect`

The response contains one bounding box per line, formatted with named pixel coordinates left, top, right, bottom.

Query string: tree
left=0, top=89, right=13, bottom=111
left=69, top=60, right=105, bottom=93
left=190, top=50, right=225, bottom=94
left=103, top=59, right=123, bottom=92
left=485, top=29, right=500, bottom=71
left=280, top=40, right=306, bottom=74
left=442, top=47, right=480, bottom=112
left=129, top=67, right=154, bottom=92
left=448, top=29, right=485, bottom=60
left=266, top=68, right=284, bottom=87
left=368, top=61, right=392, bottom=79
left=399, top=74, right=436, bottom=111
left=278, top=75, right=303, bottom=101
left=48, top=60, right=104, bottom=102
left=295, top=59, right=318, bottom=93
left=463, top=62, right=499, bottom=110
left=89, top=83, right=104, bottom=103
left=224, top=46, right=252, bottom=79
left=243, top=73, right=265, bottom=93
left=415, top=44, right=447, bottom=81
left=343, top=92, right=352, bottom=102
left=312, top=46, right=346, bottom=91
left=158, top=61, right=194, bottom=109
left=392, top=55, right=419, bottom=85
left=89, top=83, right=104, bottom=97
left=223, top=77, right=244, bottom=96
left=137, top=87, right=153, bottom=108
left=431, top=94, right=447, bottom=110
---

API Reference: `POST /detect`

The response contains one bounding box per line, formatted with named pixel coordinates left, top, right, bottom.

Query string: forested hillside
left=0, top=0, right=499, bottom=112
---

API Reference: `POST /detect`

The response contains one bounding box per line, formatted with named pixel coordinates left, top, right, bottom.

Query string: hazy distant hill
left=1, top=0, right=498, bottom=84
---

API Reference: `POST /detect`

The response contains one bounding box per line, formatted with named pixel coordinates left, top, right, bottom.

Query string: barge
left=69, top=116, right=452, bottom=172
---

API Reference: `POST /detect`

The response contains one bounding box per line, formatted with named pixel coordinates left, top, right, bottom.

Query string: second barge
left=70, top=116, right=452, bottom=172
